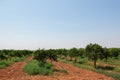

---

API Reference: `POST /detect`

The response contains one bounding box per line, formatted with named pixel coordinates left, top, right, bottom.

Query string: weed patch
left=23, top=60, right=53, bottom=75
left=0, top=61, right=12, bottom=69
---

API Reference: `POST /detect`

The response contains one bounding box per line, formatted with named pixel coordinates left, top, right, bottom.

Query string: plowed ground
left=0, top=57, right=114, bottom=80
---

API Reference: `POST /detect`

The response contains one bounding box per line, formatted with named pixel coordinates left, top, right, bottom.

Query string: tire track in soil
left=0, top=56, right=114, bottom=80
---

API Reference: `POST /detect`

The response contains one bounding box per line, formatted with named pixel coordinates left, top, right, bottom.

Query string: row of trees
left=0, top=50, right=33, bottom=60
left=33, top=43, right=120, bottom=68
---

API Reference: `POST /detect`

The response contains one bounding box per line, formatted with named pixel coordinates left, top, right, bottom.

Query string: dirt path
left=52, top=61, right=114, bottom=80
left=0, top=57, right=114, bottom=80
left=0, top=56, right=33, bottom=80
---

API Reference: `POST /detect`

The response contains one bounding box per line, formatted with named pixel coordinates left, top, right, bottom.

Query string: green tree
left=0, top=50, right=9, bottom=60
left=85, top=43, right=103, bottom=68
left=47, top=49, right=57, bottom=63
left=101, top=47, right=110, bottom=61
left=34, top=49, right=48, bottom=63
left=69, top=48, right=79, bottom=63
left=34, top=49, right=58, bottom=63
left=78, top=48, right=85, bottom=58
left=109, top=48, right=120, bottom=59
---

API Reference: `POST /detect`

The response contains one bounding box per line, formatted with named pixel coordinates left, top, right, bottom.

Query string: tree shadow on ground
left=97, top=65, right=115, bottom=70
left=78, top=61, right=86, bottom=64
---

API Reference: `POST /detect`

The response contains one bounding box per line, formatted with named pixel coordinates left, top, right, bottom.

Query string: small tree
left=34, top=49, right=58, bottom=63
left=0, top=50, right=9, bottom=60
left=69, top=48, right=79, bottom=63
left=101, top=47, right=110, bottom=62
left=109, top=48, right=120, bottom=59
left=34, top=49, right=48, bottom=63
left=78, top=48, right=85, bottom=58
left=85, top=43, right=103, bottom=68
left=47, top=49, right=57, bottom=63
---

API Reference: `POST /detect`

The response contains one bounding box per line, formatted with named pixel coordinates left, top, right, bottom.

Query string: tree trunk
left=74, top=58, right=77, bottom=63
left=105, top=57, right=108, bottom=62
left=94, top=60, right=97, bottom=68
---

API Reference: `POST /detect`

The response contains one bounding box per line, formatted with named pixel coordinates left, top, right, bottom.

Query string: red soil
left=0, top=57, right=114, bottom=80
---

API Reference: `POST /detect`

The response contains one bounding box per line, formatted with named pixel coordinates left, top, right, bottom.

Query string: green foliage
left=11, top=57, right=25, bottom=62
left=34, top=49, right=58, bottom=63
left=69, top=48, right=79, bottom=62
left=0, top=60, right=12, bottom=69
left=101, top=47, right=110, bottom=61
left=34, top=49, right=48, bottom=62
left=47, top=49, right=58, bottom=62
left=51, top=48, right=68, bottom=59
left=0, top=49, right=33, bottom=69
left=0, top=56, right=29, bottom=69
left=109, top=48, right=120, bottom=59
left=23, top=60, right=53, bottom=75
left=69, top=48, right=79, bottom=57
left=0, top=49, right=33, bottom=60
left=85, top=43, right=103, bottom=68
left=78, top=48, right=85, bottom=58
left=23, top=60, right=40, bottom=75
left=0, top=50, right=9, bottom=60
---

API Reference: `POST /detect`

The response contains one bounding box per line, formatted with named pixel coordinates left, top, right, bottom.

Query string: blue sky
left=0, top=0, right=120, bottom=49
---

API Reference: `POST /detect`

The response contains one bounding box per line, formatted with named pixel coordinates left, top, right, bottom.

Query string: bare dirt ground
left=0, top=57, right=114, bottom=80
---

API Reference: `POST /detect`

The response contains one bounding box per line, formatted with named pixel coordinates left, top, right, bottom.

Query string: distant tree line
left=33, top=43, right=120, bottom=68
left=0, top=50, right=33, bottom=60
left=0, top=43, right=120, bottom=68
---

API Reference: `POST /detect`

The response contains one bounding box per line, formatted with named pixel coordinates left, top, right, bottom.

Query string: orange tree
left=34, top=49, right=58, bottom=63
left=69, top=48, right=79, bottom=63
left=85, top=43, right=103, bottom=68
left=47, top=49, right=57, bottom=63
left=109, top=48, right=120, bottom=59
left=101, top=47, right=110, bottom=62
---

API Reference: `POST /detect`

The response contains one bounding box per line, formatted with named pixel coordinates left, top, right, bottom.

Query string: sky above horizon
left=0, top=0, right=120, bottom=49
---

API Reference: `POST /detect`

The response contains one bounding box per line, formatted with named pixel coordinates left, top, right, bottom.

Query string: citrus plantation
left=0, top=43, right=120, bottom=80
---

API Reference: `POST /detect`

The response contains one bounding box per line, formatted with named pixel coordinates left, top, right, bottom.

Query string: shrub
left=23, top=60, right=53, bottom=75
left=11, top=57, right=25, bottom=62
